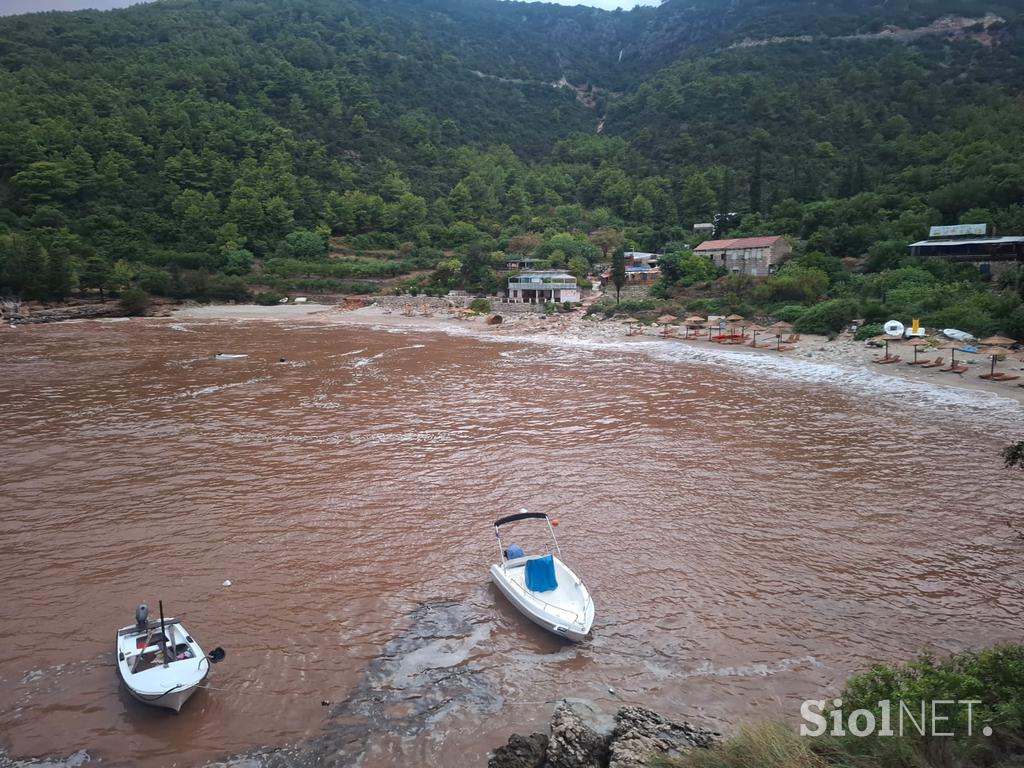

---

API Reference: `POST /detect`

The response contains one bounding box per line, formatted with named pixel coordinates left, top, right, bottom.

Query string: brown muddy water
left=1, top=316, right=1022, bottom=767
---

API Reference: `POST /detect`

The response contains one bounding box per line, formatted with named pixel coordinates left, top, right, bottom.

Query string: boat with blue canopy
left=489, top=510, right=595, bottom=641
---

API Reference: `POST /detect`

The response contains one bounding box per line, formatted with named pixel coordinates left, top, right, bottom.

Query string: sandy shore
left=170, top=301, right=1024, bottom=407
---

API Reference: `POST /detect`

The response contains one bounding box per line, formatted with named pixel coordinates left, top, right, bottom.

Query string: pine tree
left=611, top=248, right=626, bottom=305
left=749, top=147, right=763, bottom=213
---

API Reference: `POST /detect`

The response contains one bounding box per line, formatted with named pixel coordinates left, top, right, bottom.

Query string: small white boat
left=489, top=510, right=595, bottom=642
left=116, top=603, right=225, bottom=712
left=214, top=353, right=248, bottom=360
left=943, top=328, right=976, bottom=342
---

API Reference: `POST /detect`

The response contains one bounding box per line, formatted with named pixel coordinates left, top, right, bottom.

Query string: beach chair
left=992, top=372, right=1021, bottom=382
left=874, top=355, right=901, bottom=364
left=919, top=357, right=944, bottom=369
left=906, top=357, right=929, bottom=366
left=948, top=364, right=968, bottom=375
left=783, top=334, right=801, bottom=343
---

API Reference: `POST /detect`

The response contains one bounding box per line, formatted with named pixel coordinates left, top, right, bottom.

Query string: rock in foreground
left=489, top=702, right=715, bottom=768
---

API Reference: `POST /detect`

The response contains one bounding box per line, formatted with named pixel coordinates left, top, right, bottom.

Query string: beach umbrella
left=872, top=333, right=903, bottom=358
left=725, top=313, right=745, bottom=322
left=907, top=337, right=929, bottom=363
left=682, top=315, right=705, bottom=339
left=768, top=321, right=793, bottom=341
left=623, top=317, right=640, bottom=336
left=746, top=323, right=766, bottom=347
left=980, top=335, right=1017, bottom=347
left=977, top=346, right=1010, bottom=378
left=939, top=340, right=966, bottom=367
left=657, top=314, right=678, bottom=336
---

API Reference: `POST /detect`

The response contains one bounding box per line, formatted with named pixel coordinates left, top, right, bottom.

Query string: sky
left=0, top=0, right=660, bottom=16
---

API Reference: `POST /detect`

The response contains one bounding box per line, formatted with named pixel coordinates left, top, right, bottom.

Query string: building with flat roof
left=624, top=252, right=659, bottom=268
left=908, top=235, right=1024, bottom=277
left=506, top=271, right=581, bottom=304
left=694, top=236, right=791, bottom=277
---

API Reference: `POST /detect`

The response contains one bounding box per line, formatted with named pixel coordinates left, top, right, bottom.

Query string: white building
left=693, top=223, right=715, bottom=236
left=694, top=236, right=792, bottom=277
left=507, top=271, right=581, bottom=304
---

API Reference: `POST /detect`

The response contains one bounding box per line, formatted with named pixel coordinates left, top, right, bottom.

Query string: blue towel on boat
left=525, top=555, right=558, bottom=592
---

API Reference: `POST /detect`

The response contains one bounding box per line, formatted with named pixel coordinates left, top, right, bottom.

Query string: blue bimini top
left=525, top=554, right=558, bottom=592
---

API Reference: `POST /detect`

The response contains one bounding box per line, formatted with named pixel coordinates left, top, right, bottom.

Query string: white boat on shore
left=115, top=602, right=225, bottom=712
left=214, top=353, right=248, bottom=360
left=943, top=328, right=976, bottom=342
left=489, top=510, right=594, bottom=642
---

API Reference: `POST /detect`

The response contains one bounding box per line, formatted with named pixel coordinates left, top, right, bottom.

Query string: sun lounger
left=991, top=372, right=1021, bottom=381
left=874, top=355, right=901, bottom=364
left=906, top=357, right=929, bottom=366
left=783, top=334, right=801, bottom=343
left=772, top=345, right=796, bottom=352
left=919, top=357, right=944, bottom=369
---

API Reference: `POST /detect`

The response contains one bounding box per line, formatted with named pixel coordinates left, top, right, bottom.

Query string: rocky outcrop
left=608, top=706, right=715, bottom=768
left=546, top=703, right=609, bottom=768
left=489, top=702, right=715, bottom=768
left=489, top=733, right=549, bottom=768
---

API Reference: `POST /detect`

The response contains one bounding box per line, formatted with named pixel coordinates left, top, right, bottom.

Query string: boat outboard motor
left=135, top=603, right=149, bottom=629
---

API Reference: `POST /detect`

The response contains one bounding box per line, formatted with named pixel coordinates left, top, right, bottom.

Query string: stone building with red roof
left=694, top=236, right=792, bottom=277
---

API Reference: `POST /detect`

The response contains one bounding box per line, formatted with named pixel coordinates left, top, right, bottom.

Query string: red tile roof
left=694, top=236, right=785, bottom=251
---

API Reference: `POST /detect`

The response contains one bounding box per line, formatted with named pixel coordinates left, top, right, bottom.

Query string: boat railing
left=501, top=568, right=582, bottom=626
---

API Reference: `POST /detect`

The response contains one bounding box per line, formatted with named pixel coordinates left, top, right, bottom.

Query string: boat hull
left=121, top=678, right=202, bottom=713
left=115, top=618, right=210, bottom=713
left=490, top=561, right=593, bottom=642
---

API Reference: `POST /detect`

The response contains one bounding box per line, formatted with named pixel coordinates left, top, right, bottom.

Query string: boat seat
left=525, top=555, right=558, bottom=592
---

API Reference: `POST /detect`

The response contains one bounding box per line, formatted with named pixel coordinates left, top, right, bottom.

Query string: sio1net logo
left=800, top=699, right=993, bottom=738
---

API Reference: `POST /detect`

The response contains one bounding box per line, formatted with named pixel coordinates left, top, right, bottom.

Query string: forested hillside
left=0, top=0, right=1022, bottom=335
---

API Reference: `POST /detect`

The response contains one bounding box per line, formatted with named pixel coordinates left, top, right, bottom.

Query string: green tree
left=119, top=287, right=150, bottom=315
left=223, top=248, right=254, bottom=276
left=682, top=174, right=716, bottom=223
left=277, top=230, right=326, bottom=261
left=45, top=247, right=72, bottom=300
left=750, top=147, right=763, bottom=214
left=611, top=248, right=626, bottom=305
left=590, top=228, right=625, bottom=263
left=81, top=255, right=112, bottom=302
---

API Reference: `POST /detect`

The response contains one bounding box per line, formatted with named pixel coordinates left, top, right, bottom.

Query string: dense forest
left=0, top=0, right=1023, bottom=335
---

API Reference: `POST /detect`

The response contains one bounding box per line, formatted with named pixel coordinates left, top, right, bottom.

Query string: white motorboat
left=214, top=353, right=248, bottom=360
left=489, top=510, right=595, bottom=642
left=115, top=602, right=225, bottom=712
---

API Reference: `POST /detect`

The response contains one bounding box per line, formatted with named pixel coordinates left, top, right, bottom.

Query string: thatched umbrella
left=767, top=321, right=794, bottom=350
left=623, top=317, right=640, bottom=336
left=977, top=346, right=1011, bottom=378
left=657, top=314, right=678, bottom=336
left=939, top=340, right=967, bottom=368
left=872, top=333, right=903, bottom=359
left=907, top=337, right=929, bottom=364
left=683, top=315, right=705, bottom=339
left=746, top=323, right=767, bottom=347
left=722, top=312, right=745, bottom=338
left=980, top=335, right=1018, bottom=347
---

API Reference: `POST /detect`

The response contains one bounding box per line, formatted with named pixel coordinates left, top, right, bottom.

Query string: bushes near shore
left=665, top=645, right=1024, bottom=768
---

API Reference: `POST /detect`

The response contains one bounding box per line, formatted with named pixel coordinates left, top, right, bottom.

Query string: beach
left=172, top=301, right=1024, bottom=408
